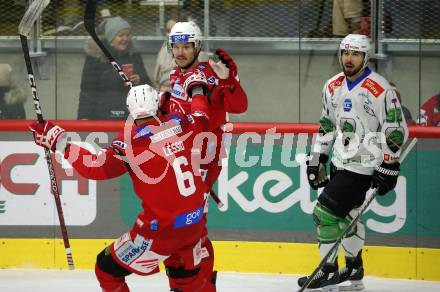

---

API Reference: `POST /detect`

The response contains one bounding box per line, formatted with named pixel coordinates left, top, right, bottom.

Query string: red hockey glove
left=371, top=161, right=400, bottom=196
left=182, top=69, right=208, bottom=98
left=215, top=48, right=237, bottom=79
left=29, top=120, right=65, bottom=152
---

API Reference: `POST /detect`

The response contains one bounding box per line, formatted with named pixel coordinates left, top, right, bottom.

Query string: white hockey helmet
left=126, top=84, right=159, bottom=120
left=339, top=34, right=371, bottom=69
left=168, top=21, right=202, bottom=49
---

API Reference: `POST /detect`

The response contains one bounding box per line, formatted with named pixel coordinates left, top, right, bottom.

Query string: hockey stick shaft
left=84, top=0, right=132, bottom=88
left=210, top=190, right=223, bottom=208
left=19, top=1, right=74, bottom=270
left=298, top=137, right=417, bottom=292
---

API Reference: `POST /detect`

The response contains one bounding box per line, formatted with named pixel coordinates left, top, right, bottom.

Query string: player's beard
left=343, top=62, right=363, bottom=77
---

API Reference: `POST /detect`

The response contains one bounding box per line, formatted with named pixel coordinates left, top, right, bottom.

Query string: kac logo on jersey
left=343, top=98, right=352, bottom=112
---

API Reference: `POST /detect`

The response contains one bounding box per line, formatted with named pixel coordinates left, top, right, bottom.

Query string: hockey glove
left=215, top=48, right=238, bottom=79
left=29, top=120, right=65, bottom=152
left=182, top=69, right=208, bottom=98
left=306, top=153, right=329, bottom=190
left=371, top=161, right=400, bottom=196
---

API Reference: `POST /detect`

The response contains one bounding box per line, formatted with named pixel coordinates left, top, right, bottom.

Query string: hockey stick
left=210, top=190, right=223, bottom=208
left=84, top=0, right=132, bottom=88
left=84, top=0, right=224, bottom=207
left=19, top=0, right=75, bottom=270
left=298, top=137, right=418, bottom=292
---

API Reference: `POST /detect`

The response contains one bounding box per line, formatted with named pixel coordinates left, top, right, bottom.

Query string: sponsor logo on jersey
left=198, top=64, right=206, bottom=70
left=171, top=83, right=186, bottom=101
left=150, top=125, right=183, bottom=143
left=173, top=207, right=203, bottom=228
left=186, top=114, right=195, bottom=124
left=361, top=78, right=384, bottom=97
left=328, top=75, right=345, bottom=96
left=361, top=93, right=376, bottom=116
left=207, top=76, right=216, bottom=84
left=170, top=114, right=184, bottom=125
left=163, top=140, right=185, bottom=157
left=343, top=98, right=352, bottom=112
left=149, top=219, right=158, bottom=231
left=115, top=237, right=153, bottom=265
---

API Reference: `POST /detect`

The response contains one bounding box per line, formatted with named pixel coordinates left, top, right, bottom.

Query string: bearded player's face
left=172, top=43, right=199, bottom=69
left=341, top=50, right=365, bottom=77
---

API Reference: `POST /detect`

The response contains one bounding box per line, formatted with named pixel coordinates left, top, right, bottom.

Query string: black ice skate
left=297, top=263, right=339, bottom=292
left=338, top=251, right=365, bottom=291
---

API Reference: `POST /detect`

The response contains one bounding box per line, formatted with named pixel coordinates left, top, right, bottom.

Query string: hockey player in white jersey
left=297, top=34, right=408, bottom=291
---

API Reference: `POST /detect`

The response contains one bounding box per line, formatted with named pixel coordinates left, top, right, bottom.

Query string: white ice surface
left=0, top=269, right=439, bottom=292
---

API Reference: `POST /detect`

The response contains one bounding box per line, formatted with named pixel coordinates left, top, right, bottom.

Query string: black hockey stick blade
left=18, top=0, right=50, bottom=36
left=84, top=0, right=132, bottom=88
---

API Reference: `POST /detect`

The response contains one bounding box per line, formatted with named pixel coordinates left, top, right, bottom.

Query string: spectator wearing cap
left=77, top=16, right=152, bottom=120
left=0, top=64, right=26, bottom=119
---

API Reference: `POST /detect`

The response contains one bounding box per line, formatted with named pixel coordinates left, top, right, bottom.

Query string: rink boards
left=0, top=238, right=439, bottom=281
left=1, top=124, right=440, bottom=282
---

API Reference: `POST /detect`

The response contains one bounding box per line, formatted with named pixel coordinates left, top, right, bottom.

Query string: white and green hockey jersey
left=313, top=68, right=409, bottom=175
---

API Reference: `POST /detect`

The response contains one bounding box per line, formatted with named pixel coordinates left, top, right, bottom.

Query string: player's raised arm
left=209, top=48, right=248, bottom=113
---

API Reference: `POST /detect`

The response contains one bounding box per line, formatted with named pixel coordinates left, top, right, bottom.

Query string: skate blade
left=323, top=284, right=339, bottom=292
left=338, top=280, right=364, bottom=291
left=303, top=286, right=339, bottom=292
left=304, top=285, right=341, bottom=292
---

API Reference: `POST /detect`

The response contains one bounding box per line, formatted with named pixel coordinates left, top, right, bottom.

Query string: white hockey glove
left=182, top=69, right=208, bottom=98
left=209, top=59, right=230, bottom=80
left=29, top=120, right=66, bottom=152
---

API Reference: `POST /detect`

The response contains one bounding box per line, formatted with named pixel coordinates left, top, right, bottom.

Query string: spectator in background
left=77, top=16, right=152, bottom=120
left=153, top=18, right=176, bottom=92
left=390, top=81, right=415, bottom=126
left=0, top=64, right=26, bottom=119
left=332, top=0, right=363, bottom=37
left=417, top=92, right=440, bottom=126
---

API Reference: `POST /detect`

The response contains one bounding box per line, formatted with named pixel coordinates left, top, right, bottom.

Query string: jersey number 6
left=172, top=156, right=196, bottom=197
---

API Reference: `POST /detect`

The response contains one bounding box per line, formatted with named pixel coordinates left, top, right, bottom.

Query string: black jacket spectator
left=77, top=17, right=152, bottom=120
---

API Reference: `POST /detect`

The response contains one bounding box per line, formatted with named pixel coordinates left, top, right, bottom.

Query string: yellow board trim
left=0, top=239, right=439, bottom=281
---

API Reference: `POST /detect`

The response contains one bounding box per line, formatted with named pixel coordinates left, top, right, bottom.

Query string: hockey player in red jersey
left=161, top=21, right=248, bottom=289
left=29, top=80, right=216, bottom=292
left=417, top=92, right=440, bottom=126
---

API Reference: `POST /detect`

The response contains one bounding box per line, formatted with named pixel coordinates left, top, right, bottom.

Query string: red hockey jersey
left=164, top=61, right=248, bottom=130
left=64, top=111, right=210, bottom=253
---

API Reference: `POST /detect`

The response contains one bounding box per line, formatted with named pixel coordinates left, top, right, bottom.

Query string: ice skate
left=338, top=252, right=365, bottom=291
left=297, top=264, right=339, bottom=292
left=337, top=265, right=364, bottom=291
